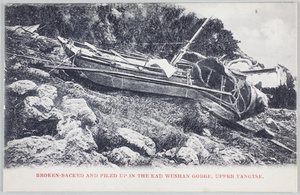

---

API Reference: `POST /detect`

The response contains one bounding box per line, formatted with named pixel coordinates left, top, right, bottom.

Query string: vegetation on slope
left=5, top=3, right=240, bottom=62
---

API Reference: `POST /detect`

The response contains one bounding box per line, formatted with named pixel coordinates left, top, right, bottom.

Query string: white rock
left=164, top=148, right=177, bottom=159
left=56, top=116, right=97, bottom=151
left=27, top=68, right=50, bottom=78
left=107, top=147, right=144, bottom=166
left=184, top=135, right=210, bottom=158
left=56, top=116, right=82, bottom=137
left=98, top=128, right=156, bottom=156
left=22, top=96, right=55, bottom=121
left=265, top=118, right=280, bottom=131
left=7, top=80, right=37, bottom=95
left=37, top=84, right=57, bottom=100
left=202, top=128, right=212, bottom=137
left=116, top=128, right=156, bottom=156
left=61, top=97, right=97, bottom=125
left=176, top=147, right=199, bottom=165
left=11, top=63, right=24, bottom=70
left=184, top=135, right=204, bottom=154
left=4, top=135, right=110, bottom=167
left=219, top=148, right=247, bottom=164
left=191, top=133, right=219, bottom=153
left=4, top=135, right=67, bottom=167
left=65, top=127, right=98, bottom=151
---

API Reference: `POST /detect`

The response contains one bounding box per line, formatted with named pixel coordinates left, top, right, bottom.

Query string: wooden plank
left=110, top=49, right=130, bottom=62
left=84, top=42, right=103, bottom=55
left=269, top=139, right=296, bottom=154
left=80, top=51, right=164, bottom=73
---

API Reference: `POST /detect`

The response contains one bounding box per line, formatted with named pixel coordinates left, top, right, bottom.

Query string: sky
left=177, top=3, right=297, bottom=76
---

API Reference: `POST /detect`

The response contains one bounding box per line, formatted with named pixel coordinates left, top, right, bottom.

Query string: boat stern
left=241, top=86, right=268, bottom=119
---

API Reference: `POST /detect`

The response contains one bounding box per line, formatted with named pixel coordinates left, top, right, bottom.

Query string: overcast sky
left=177, top=3, right=297, bottom=76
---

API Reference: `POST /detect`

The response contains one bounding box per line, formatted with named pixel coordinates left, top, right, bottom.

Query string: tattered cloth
left=147, top=59, right=177, bottom=78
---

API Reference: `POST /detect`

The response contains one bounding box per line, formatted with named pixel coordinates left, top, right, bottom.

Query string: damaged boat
left=55, top=18, right=268, bottom=122
left=54, top=37, right=267, bottom=122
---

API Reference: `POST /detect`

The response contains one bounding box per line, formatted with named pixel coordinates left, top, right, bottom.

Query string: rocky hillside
left=4, top=27, right=296, bottom=168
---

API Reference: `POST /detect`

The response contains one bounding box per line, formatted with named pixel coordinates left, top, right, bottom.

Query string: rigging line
left=49, top=53, right=76, bottom=73
left=5, top=52, right=56, bottom=63
left=135, top=42, right=186, bottom=45
left=5, top=52, right=73, bottom=70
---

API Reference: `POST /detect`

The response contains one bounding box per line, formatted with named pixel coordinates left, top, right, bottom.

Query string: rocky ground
left=4, top=27, right=297, bottom=168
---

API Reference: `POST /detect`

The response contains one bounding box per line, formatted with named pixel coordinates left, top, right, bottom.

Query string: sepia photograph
left=2, top=2, right=297, bottom=192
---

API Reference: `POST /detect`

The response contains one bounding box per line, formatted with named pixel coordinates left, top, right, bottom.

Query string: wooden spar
left=81, top=55, right=167, bottom=76
left=6, top=52, right=57, bottom=63
left=84, top=42, right=103, bottom=55
left=42, top=64, right=232, bottom=96
left=110, top=49, right=130, bottom=62
left=73, top=39, right=149, bottom=61
left=170, top=16, right=212, bottom=66
left=185, top=16, right=212, bottom=49
left=269, top=139, right=296, bottom=154
left=84, top=42, right=136, bottom=63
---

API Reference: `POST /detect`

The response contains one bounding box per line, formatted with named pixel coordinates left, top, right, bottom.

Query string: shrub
left=262, top=86, right=296, bottom=110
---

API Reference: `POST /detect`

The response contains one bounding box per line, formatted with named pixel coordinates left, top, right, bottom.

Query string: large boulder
left=163, top=135, right=210, bottom=165
left=23, top=96, right=54, bottom=115
left=175, top=147, right=200, bottom=165
left=106, top=147, right=147, bottom=166
left=4, top=135, right=67, bottom=167
left=218, top=147, right=248, bottom=165
left=5, top=83, right=62, bottom=141
left=191, top=133, right=220, bottom=153
left=98, top=128, right=156, bottom=156
left=184, top=135, right=204, bottom=154
left=65, top=127, right=98, bottom=152
left=4, top=135, right=112, bottom=168
left=61, top=97, right=97, bottom=125
left=27, top=67, right=50, bottom=79
left=56, top=117, right=82, bottom=138
left=7, top=80, right=37, bottom=95
left=56, top=116, right=98, bottom=152
left=164, top=148, right=177, bottom=159
left=18, top=96, right=61, bottom=137
left=63, top=145, right=110, bottom=167
left=36, top=84, right=57, bottom=100
left=184, top=135, right=210, bottom=158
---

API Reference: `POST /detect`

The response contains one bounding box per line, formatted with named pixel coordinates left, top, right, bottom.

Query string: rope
left=136, top=42, right=186, bottom=45
left=49, top=53, right=76, bottom=73
left=5, top=51, right=76, bottom=73
left=231, top=80, right=247, bottom=114
left=6, top=52, right=55, bottom=63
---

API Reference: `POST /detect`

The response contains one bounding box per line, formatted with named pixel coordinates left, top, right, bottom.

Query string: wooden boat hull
left=69, top=57, right=238, bottom=121
left=57, top=37, right=268, bottom=122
